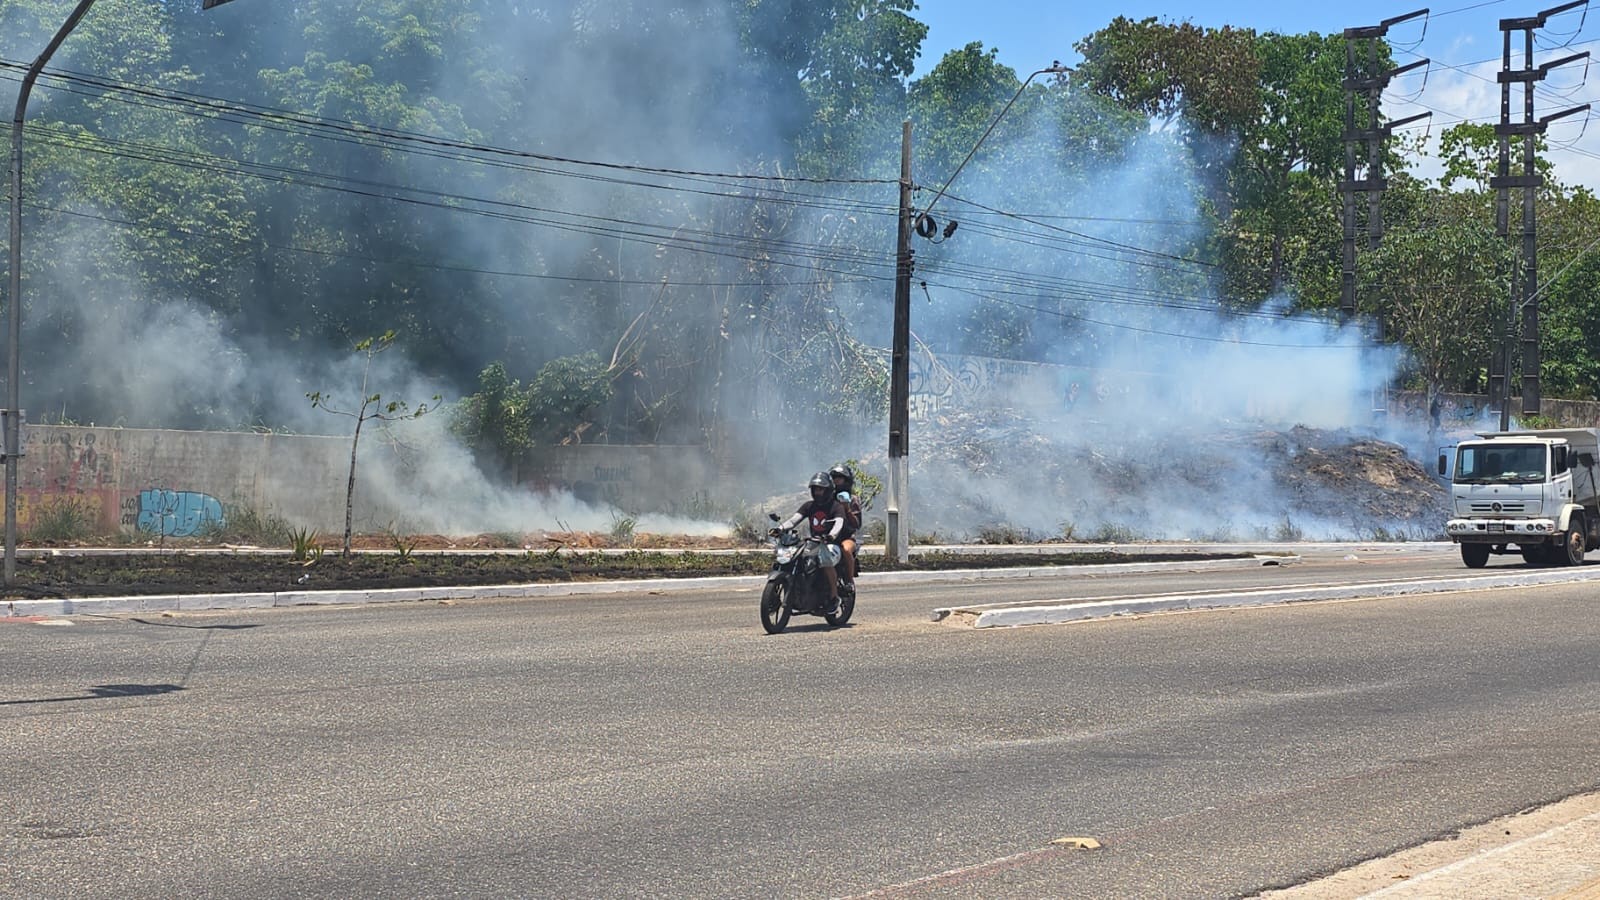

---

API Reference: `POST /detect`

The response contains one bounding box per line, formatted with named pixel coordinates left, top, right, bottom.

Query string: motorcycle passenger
left=829, top=465, right=861, bottom=582
left=773, top=472, right=848, bottom=612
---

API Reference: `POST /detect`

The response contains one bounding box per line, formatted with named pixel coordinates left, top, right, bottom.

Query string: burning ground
left=0, top=415, right=1450, bottom=599
left=865, top=414, right=1450, bottom=543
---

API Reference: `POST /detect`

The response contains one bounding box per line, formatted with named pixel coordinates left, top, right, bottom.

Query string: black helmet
left=828, top=465, right=854, bottom=488
left=808, top=472, right=831, bottom=492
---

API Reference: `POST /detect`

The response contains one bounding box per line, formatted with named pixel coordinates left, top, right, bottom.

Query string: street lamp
left=883, top=62, right=1072, bottom=563
left=918, top=62, right=1072, bottom=222
left=5, top=0, right=244, bottom=586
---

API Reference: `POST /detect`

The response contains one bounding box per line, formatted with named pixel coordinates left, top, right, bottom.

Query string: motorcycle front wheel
left=760, top=580, right=791, bottom=634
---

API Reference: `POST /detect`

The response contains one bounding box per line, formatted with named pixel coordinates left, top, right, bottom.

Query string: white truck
left=1441, top=428, right=1600, bottom=568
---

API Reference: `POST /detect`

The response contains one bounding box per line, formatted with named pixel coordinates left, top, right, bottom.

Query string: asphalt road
left=3, top=545, right=1598, bottom=898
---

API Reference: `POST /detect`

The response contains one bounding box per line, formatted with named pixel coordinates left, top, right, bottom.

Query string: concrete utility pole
left=886, top=120, right=912, bottom=563
left=887, top=63, right=1068, bottom=562
left=5, top=0, right=245, bottom=586
left=1491, top=0, right=1589, bottom=430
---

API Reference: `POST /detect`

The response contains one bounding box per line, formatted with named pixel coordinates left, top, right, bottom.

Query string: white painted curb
left=0, top=555, right=1280, bottom=618
left=943, top=566, right=1600, bottom=628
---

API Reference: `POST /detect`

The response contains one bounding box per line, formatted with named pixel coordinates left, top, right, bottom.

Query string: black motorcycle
left=760, top=515, right=856, bottom=634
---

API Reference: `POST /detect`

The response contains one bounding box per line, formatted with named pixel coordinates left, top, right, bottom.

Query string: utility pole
left=1491, top=0, right=1589, bottom=430
left=885, top=64, right=1063, bottom=561
left=6, top=0, right=247, bottom=586
left=1339, top=10, right=1428, bottom=423
left=886, top=120, right=912, bottom=563
left=7, top=0, right=97, bottom=588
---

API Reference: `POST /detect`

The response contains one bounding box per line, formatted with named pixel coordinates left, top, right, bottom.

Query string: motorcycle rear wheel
left=826, top=583, right=855, bottom=627
left=760, top=581, right=791, bottom=634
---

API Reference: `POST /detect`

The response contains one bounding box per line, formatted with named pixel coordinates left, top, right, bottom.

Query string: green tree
left=793, top=0, right=927, bottom=177
left=1438, top=122, right=1555, bottom=192
left=308, top=331, right=437, bottom=556
left=450, top=362, right=534, bottom=478
left=1358, top=190, right=1509, bottom=397
left=1073, top=17, right=1262, bottom=138
left=526, top=352, right=616, bottom=446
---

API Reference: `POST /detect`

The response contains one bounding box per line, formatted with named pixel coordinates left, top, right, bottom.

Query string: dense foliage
left=2, top=0, right=1598, bottom=470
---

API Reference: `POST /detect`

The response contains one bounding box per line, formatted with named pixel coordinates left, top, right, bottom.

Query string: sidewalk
left=1264, top=790, right=1600, bottom=898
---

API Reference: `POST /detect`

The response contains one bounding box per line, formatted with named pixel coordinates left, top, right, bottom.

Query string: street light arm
left=917, top=63, right=1071, bottom=220
left=7, top=0, right=97, bottom=587
left=10, top=0, right=97, bottom=129
left=5, top=0, right=245, bottom=586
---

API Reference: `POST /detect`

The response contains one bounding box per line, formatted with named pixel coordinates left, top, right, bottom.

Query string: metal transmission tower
left=1340, top=11, right=1429, bottom=422
left=1490, top=0, right=1589, bottom=430
left=1340, top=12, right=1431, bottom=320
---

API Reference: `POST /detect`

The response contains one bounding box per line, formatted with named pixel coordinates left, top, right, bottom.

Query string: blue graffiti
left=137, top=489, right=225, bottom=537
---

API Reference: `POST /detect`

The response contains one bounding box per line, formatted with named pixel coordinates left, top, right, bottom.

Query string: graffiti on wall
left=908, top=349, right=1048, bottom=419
left=907, top=347, right=1152, bottom=421
left=35, top=430, right=117, bottom=493
left=130, top=489, right=225, bottom=537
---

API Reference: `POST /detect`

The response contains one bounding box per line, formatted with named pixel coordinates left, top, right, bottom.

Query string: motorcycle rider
left=829, top=464, right=861, bottom=582
left=772, top=472, right=848, bottom=613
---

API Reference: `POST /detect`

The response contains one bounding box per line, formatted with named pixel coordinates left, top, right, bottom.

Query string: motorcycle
left=760, top=514, right=856, bottom=634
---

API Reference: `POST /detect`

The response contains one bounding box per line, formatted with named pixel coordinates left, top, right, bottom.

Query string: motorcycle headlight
left=775, top=546, right=798, bottom=564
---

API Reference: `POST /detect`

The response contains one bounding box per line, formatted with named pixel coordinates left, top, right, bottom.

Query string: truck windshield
left=1455, top=444, right=1547, bottom=483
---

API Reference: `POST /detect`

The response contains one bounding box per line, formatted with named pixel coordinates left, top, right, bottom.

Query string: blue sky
left=910, top=0, right=1600, bottom=189
left=911, top=0, right=1544, bottom=74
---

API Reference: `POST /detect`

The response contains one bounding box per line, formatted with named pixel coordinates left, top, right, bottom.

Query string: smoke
left=4, top=4, right=1444, bottom=541
left=823, top=101, right=1436, bottom=542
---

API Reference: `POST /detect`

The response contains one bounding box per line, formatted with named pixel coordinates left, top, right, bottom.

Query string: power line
left=0, top=69, right=902, bottom=223
left=23, top=201, right=890, bottom=290
left=0, top=59, right=899, bottom=187
left=24, top=123, right=903, bottom=279
left=935, top=189, right=1219, bottom=269
left=935, top=284, right=1367, bottom=349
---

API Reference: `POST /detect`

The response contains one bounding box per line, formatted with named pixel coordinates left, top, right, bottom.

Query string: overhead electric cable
left=0, top=59, right=899, bottom=186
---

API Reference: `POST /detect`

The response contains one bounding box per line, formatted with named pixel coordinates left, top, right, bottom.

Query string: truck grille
left=1469, top=501, right=1528, bottom=514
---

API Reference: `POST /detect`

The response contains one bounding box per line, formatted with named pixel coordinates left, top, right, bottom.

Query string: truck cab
left=1441, top=429, right=1600, bottom=568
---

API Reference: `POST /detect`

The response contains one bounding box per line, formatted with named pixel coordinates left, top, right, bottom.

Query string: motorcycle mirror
left=768, top=513, right=780, bottom=522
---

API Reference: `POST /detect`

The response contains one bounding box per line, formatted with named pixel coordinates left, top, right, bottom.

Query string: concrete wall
left=14, top=425, right=718, bottom=538
left=520, top=444, right=717, bottom=516
left=19, top=381, right=1598, bottom=539
left=1389, top=391, right=1600, bottom=429
left=17, top=425, right=351, bottom=537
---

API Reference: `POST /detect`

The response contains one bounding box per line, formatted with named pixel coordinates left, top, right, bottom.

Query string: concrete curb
left=936, top=566, right=1600, bottom=628
left=0, top=555, right=1282, bottom=619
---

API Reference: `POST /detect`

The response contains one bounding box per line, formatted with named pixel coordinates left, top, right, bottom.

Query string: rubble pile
left=853, top=410, right=1450, bottom=542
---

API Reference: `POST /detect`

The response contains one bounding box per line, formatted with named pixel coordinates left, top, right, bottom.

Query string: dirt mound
left=1270, top=426, right=1449, bottom=528
left=855, top=413, right=1448, bottom=541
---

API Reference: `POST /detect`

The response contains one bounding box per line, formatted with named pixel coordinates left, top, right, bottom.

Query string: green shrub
left=199, top=503, right=293, bottom=546
left=975, top=523, right=1029, bottom=544
left=383, top=523, right=419, bottom=561
left=290, top=526, right=324, bottom=563
left=862, top=518, right=887, bottom=543
left=609, top=512, right=638, bottom=545
left=1089, top=522, right=1140, bottom=543
left=730, top=507, right=767, bottom=544
left=28, top=497, right=95, bottom=543
left=1274, top=517, right=1305, bottom=542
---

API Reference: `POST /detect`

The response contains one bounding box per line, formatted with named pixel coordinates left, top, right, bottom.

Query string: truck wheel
left=1520, top=546, right=1546, bottom=566
left=1461, top=544, right=1491, bottom=568
left=1560, top=523, right=1586, bottom=566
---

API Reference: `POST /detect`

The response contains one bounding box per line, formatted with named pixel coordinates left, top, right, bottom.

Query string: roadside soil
left=0, top=539, right=1251, bottom=600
